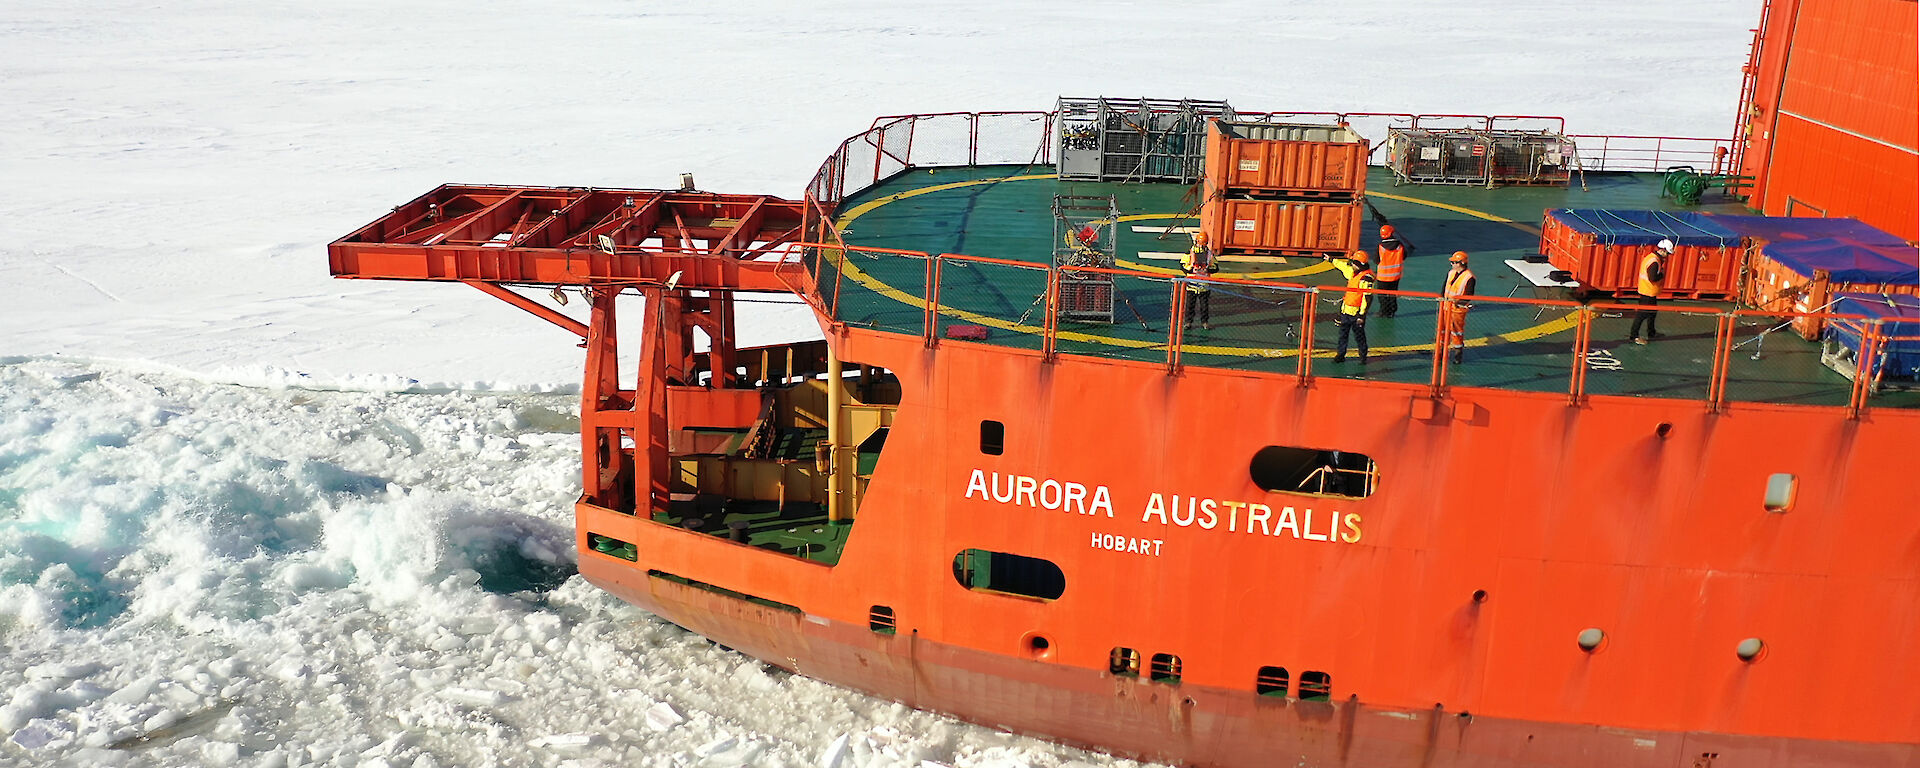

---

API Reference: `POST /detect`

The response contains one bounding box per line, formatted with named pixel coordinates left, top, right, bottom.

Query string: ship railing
left=1566, top=134, right=1737, bottom=175
left=799, top=242, right=1908, bottom=417
left=1296, top=464, right=1379, bottom=498
left=800, top=111, right=1735, bottom=222
left=804, top=110, right=1055, bottom=211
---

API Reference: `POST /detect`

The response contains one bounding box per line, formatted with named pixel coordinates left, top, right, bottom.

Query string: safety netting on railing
left=806, top=112, right=1053, bottom=211
left=823, top=247, right=931, bottom=338
left=1052, top=269, right=1176, bottom=366
left=1435, top=295, right=1585, bottom=396
left=1722, top=309, right=1867, bottom=408
left=929, top=256, right=1049, bottom=353
left=1174, top=279, right=1311, bottom=373
left=1580, top=302, right=1725, bottom=401
left=796, top=240, right=1910, bottom=413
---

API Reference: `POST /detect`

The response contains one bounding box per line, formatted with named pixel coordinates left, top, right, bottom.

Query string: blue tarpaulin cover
left=1709, top=215, right=1918, bottom=285
left=1547, top=209, right=1742, bottom=247
left=1827, top=293, right=1920, bottom=380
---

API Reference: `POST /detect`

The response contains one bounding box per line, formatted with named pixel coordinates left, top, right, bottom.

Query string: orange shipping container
left=1204, top=121, right=1368, bottom=197
left=1743, top=243, right=1920, bottom=340
left=1202, top=198, right=1361, bottom=254
left=1538, top=210, right=1745, bottom=298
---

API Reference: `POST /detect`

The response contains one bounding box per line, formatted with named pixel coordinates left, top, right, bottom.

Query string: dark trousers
left=1628, top=294, right=1660, bottom=339
left=1184, top=289, right=1211, bottom=328
left=1334, top=314, right=1368, bottom=360
left=1376, top=279, right=1400, bottom=317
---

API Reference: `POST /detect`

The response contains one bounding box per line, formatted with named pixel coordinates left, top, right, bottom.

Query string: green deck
left=655, top=499, right=852, bottom=566
left=822, top=165, right=1917, bottom=409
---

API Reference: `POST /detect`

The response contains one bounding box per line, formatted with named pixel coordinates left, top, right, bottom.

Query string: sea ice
left=10, top=717, right=76, bottom=750
left=645, top=701, right=685, bottom=732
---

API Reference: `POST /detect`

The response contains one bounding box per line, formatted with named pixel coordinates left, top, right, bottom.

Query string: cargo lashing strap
left=1566, top=209, right=1738, bottom=248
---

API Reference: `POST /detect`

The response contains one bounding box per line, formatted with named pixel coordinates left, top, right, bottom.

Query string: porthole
left=1763, top=473, right=1796, bottom=513
left=980, top=420, right=1004, bottom=455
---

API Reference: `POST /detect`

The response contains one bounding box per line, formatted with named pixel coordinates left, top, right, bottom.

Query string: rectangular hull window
left=1251, top=446, right=1376, bottom=498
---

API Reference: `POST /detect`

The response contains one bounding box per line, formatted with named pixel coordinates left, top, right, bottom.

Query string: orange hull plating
left=574, top=329, right=1920, bottom=766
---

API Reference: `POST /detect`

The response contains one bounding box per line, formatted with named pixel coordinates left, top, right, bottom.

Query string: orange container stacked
left=1200, top=121, right=1368, bottom=256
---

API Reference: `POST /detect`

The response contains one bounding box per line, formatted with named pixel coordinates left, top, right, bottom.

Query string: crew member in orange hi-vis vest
left=1374, top=225, right=1410, bottom=318
left=1441, top=251, right=1476, bottom=364
left=1326, top=250, right=1376, bottom=363
left=1627, top=238, right=1672, bottom=345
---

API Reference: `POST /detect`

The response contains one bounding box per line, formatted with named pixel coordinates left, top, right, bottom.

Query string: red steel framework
left=330, top=183, right=809, bottom=520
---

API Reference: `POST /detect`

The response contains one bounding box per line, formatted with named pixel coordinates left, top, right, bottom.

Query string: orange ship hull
left=584, top=559, right=1909, bottom=768
left=569, top=328, right=1920, bottom=767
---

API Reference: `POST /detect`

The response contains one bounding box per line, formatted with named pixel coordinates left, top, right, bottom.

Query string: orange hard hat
left=1351, top=250, right=1370, bottom=264
left=1379, top=225, right=1395, bottom=238
left=1194, top=231, right=1209, bottom=244
left=1450, top=251, right=1469, bottom=264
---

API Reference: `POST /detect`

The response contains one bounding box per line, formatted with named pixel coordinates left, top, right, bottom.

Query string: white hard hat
left=1657, top=239, right=1674, bottom=251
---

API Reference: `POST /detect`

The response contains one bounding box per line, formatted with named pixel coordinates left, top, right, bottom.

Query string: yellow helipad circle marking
left=831, top=174, right=1572, bottom=356
left=1110, top=214, right=1334, bottom=280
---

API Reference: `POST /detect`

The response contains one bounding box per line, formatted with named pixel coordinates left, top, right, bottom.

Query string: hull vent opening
left=1251, top=446, right=1376, bottom=498
left=1150, top=653, right=1183, bottom=684
left=868, top=605, right=897, bottom=634
left=1109, top=647, right=1141, bottom=677
left=1256, top=666, right=1290, bottom=697
left=951, top=549, right=1065, bottom=600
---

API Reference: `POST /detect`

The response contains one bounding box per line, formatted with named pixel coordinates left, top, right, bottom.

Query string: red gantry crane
left=329, top=183, right=815, bottom=519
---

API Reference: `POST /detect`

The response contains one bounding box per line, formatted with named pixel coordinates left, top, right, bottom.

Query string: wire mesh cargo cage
left=1387, top=128, right=1575, bottom=187
left=1053, top=195, right=1120, bottom=322
left=1055, top=97, right=1234, bottom=183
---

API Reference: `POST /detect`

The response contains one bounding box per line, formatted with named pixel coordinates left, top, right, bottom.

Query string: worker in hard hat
left=1324, top=250, right=1376, bottom=363
left=1181, top=231, right=1219, bottom=331
left=1440, top=251, right=1476, bottom=363
left=1374, top=225, right=1411, bottom=318
left=1627, top=239, right=1672, bottom=345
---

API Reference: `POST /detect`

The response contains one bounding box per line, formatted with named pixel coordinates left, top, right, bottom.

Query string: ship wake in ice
left=0, top=360, right=1135, bottom=768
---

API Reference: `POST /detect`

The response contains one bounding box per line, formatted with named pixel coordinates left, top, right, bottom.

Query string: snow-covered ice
left=2, top=1, right=1760, bottom=765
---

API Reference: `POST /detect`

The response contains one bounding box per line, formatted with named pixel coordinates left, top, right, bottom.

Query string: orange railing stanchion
left=1847, top=321, right=1883, bottom=419
left=1298, top=289, right=1317, bottom=384
left=1043, top=266, right=1060, bottom=360
left=1168, top=282, right=1187, bottom=374
left=926, top=255, right=946, bottom=347
left=1707, top=312, right=1737, bottom=412
left=1569, top=307, right=1594, bottom=405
